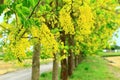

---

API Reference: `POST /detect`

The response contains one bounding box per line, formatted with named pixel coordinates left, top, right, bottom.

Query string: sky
left=0, top=14, right=120, bottom=46
left=112, top=28, right=120, bottom=46
left=0, top=13, right=4, bottom=23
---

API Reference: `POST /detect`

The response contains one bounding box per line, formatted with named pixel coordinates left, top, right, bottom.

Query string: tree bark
left=0, top=0, right=4, bottom=4
left=78, top=52, right=83, bottom=64
left=60, top=31, right=68, bottom=80
left=32, top=43, right=40, bottom=80
left=68, top=51, right=75, bottom=76
left=75, top=55, right=78, bottom=67
left=68, top=35, right=75, bottom=76
left=52, top=53, right=59, bottom=80
left=61, top=57, right=68, bottom=80
left=118, top=0, right=120, bottom=4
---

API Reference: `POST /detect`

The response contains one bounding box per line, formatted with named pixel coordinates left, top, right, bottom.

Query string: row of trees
left=0, top=0, right=120, bottom=80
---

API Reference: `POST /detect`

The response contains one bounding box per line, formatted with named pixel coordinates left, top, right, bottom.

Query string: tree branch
left=28, top=0, right=41, bottom=19
left=17, top=0, right=41, bottom=39
left=0, top=0, right=4, bottom=4
left=100, top=6, right=116, bottom=14
left=0, top=24, right=10, bottom=31
left=118, top=0, right=120, bottom=4
left=21, top=36, right=38, bottom=39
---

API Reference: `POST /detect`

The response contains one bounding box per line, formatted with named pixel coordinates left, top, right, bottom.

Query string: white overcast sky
left=113, top=28, right=120, bottom=46
left=0, top=14, right=120, bottom=46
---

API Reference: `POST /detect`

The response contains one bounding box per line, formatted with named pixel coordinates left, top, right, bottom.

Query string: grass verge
left=99, top=52, right=120, bottom=57
left=40, top=55, right=119, bottom=80
left=0, top=58, right=52, bottom=75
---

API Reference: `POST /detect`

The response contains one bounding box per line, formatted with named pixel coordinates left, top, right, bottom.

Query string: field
left=1, top=52, right=120, bottom=80
left=40, top=53, right=120, bottom=80
left=0, top=58, right=52, bottom=75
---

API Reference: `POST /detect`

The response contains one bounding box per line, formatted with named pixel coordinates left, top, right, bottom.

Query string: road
left=0, top=62, right=53, bottom=80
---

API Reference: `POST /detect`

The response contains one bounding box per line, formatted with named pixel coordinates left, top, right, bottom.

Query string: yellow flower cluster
left=30, top=23, right=59, bottom=56
left=9, top=38, right=31, bottom=59
left=59, top=4, right=75, bottom=35
left=75, top=3, right=95, bottom=44
left=39, top=24, right=59, bottom=55
left=77, top=3, right=94, bottom=35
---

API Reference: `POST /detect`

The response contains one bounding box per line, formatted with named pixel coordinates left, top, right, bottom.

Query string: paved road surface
left=0, top=62, right=53, bottom=80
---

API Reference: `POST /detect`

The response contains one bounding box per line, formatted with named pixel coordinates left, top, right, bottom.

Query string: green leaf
left=51, top=28, right=59, bottom=34
left=21, top=6, right=30, bottom=15
left=15, top=4, right=30, bottom=20
left=0, top=4, right=6, bottom=15
left=64, top=46, right=69, bottom=50
left=46, top=0, right=51, bottom=4
left=4, top=10, right=14, bottom=18
left=23, top=0, right=35, bottom=8
left=45, top=4, right=52, bottom=11
left=22, top=0, right=30, bottom=7
left=90, top=0, right=96, bottom=3
left=40, top=5, right=46, bottom=12
left=22, top=0, right=34, bottom=8
left=30, top=0, right=35, bottom=7
left=15, top=3, right=22, bottom=9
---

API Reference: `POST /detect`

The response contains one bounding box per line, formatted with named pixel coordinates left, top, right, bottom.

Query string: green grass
left=40, top=55, right=119, bottom=80
left=40, top=71, right=53, bottom=80
left=40, top=68, right=61, bottom=80
left=99, top=52, right=120, bottom=57
left=0, top=54, right=4, bottom=60
left=22, top=58, right=53, bottom=68
left=70, top=56, right=117, bottom=80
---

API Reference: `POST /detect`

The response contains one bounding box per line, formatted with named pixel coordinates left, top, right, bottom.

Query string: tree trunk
left=68, top=35, right=75, bottom=76
left=61, top=58, right=68, bottom=80
left=52, top=53, right=59, bottom=80
left=32, top=43, right=40, bottom=80
left=60, top=31, right=68, bottom=80
left=78, top=52, right=83, bottom=64
left=118, top=0, right=120, bottom=4
left=0, top=0, right=4, bottom=4
left=75, top=55, right=78, bottom=67
left=68, top=51, right=75, bottom=76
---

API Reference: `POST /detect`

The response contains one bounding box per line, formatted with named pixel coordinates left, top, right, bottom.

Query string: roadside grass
left=70, top=55, right=117, bottom=80
left=0, top=60, right=16, bottom=74
left=0, top=58, right=52, bottom=75
left=40, top=71, right=54, bottom=80
left=23, top=58, right=53, bottom=68
left=99, top=52, right=120, bottom=57
left=40, top=55, right=119, bottom=80
left=0, top=54, right=4, bottom=60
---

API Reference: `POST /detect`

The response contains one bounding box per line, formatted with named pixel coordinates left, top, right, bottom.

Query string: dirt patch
left=105, top=57, right=120, bottom=68
left=105, top=56, right=120, bottom=79
left=108, top=65, right=120, bottom=80
left=0, top=61, right=16, bottom=75
left=0, top=58, right=52, bottom=75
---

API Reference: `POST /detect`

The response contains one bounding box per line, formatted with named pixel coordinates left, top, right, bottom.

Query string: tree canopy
left=0, top=0, right=120, bottom=80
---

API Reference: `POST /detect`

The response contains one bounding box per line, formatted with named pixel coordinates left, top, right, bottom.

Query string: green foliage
left=0, top=0, right=119, bottom=61
left=0, top=54, right=4, bottom=60
left=0, top=4, right=6, bottom=15
left=40, top=53, right=51, bottom=59
left=3, top=51, right=16, bottom=61
left=41, top=71, right=52, bottom=79
left=2, top=0, right=120, bottom=80
left=90, top=0, right=96, bottom=3
left=100, top=52, right=120, bottom=57
left=40, top=56, right=119, bottom=80
left=40, top=69, right=61, bottom=80
left=26, top=51, right=33, bottom=58
left=70, top=56, right=117, bottom=80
